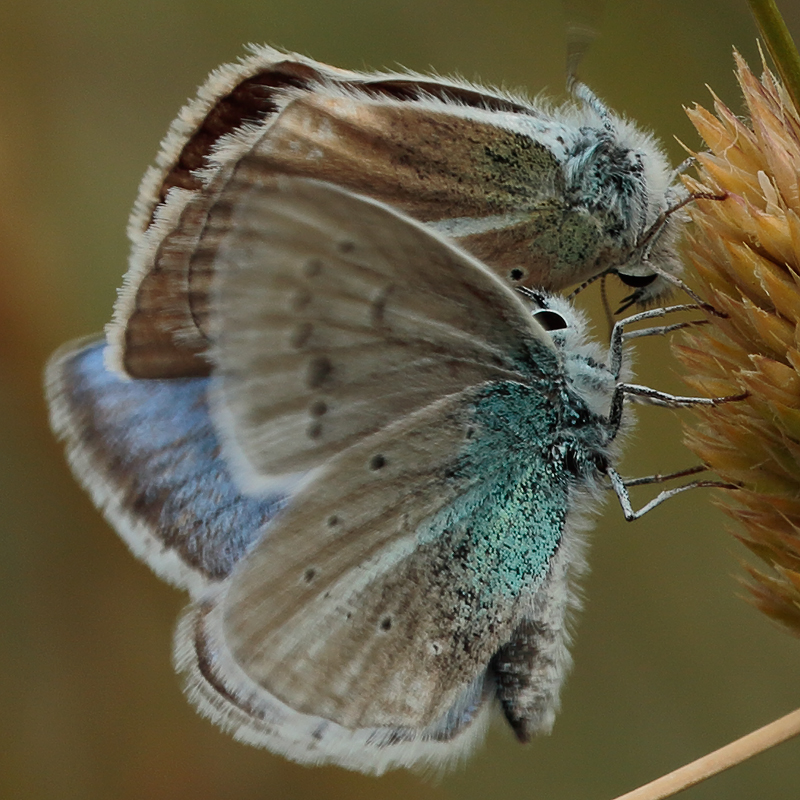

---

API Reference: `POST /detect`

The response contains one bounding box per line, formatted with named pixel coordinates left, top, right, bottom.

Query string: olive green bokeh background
left=2, top=1, right=798, bottom=799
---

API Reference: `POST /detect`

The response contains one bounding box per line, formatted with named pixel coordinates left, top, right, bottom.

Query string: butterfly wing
left=45, top=338, right=286, bottom=597
left=206, top=177, right=555, bottom=488
left=178, top=393, right=503, bottom=773
left=169, top=178, right=584, bottom=771
left=112, top=46, right=541, bottom=379
left=243, top=92, right=568, bottom=261
left=140, top=92, right=571, bottom=380
left=129, top=44, right=533, bottom=239
left=179, top=393, right=588, bottom=771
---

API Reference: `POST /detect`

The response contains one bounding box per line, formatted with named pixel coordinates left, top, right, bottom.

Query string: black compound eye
left=617, top=272, right=658, bottom=288
left=532, top=309, right=569, bottom=332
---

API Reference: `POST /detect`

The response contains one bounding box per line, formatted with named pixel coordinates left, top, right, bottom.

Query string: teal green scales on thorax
left=419, top=379, right=601, bottom=603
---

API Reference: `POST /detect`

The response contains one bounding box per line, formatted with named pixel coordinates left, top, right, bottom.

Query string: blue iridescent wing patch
left=46, top=339, right=286, bottom=596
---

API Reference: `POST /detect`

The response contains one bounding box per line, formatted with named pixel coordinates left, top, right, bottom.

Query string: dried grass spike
left=676, top=53, right=800, bottom=638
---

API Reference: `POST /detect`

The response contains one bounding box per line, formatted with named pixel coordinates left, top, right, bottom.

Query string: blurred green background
left=2, top=1, right=799, bottom=799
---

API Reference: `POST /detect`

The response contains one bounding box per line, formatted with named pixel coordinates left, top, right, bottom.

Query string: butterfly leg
left=608, top=303, right=704, bottom=376
left=603, top=325, right=745, bottom=517
left=607, top=466, right=738, bottom=521
left=607, top=382, right=746, bottom=439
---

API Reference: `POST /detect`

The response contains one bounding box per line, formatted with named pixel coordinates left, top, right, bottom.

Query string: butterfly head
left=566, top=82, right=686, bottom=308
left=520, top=288, right=621, bottom=423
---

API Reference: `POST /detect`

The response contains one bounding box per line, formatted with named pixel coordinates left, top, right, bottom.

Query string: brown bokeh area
left=1, top=2, right=798, bottom=799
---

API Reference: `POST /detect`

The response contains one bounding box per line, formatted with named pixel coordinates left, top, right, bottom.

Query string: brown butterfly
left=109, top=45, right=685, bottom=380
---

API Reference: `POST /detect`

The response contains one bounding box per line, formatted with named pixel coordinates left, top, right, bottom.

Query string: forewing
left=251, top=92, right=563, bottom=221
left=111, top=46, right=540, bottom=379
left=129, top=45, right=534, bottom=238
left=209, top=177, right=554, bottom=485
left=45, top=338, right=286, bottom=596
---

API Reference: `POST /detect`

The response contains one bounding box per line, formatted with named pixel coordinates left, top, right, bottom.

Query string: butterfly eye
left=616, top=272, right=658, bottom=288
left=532, top=309, right=569, bottom=332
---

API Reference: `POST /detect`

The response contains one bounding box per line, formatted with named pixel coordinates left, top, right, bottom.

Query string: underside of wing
left=130, top=45, right=538, bottom=238
left=246, top=91, right=564, bottom=223
left=208, top=177, right=555, bottom=486
left=178, top=599, right=494, bottom=774
left=176, top=393, right=527, bottom=772
left=112, top=46, right=542, bottom=380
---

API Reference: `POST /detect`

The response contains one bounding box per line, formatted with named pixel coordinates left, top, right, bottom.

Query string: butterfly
left=46, top=174, right=727, bottom=774
left=110, top=44, right=686, bottom=381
